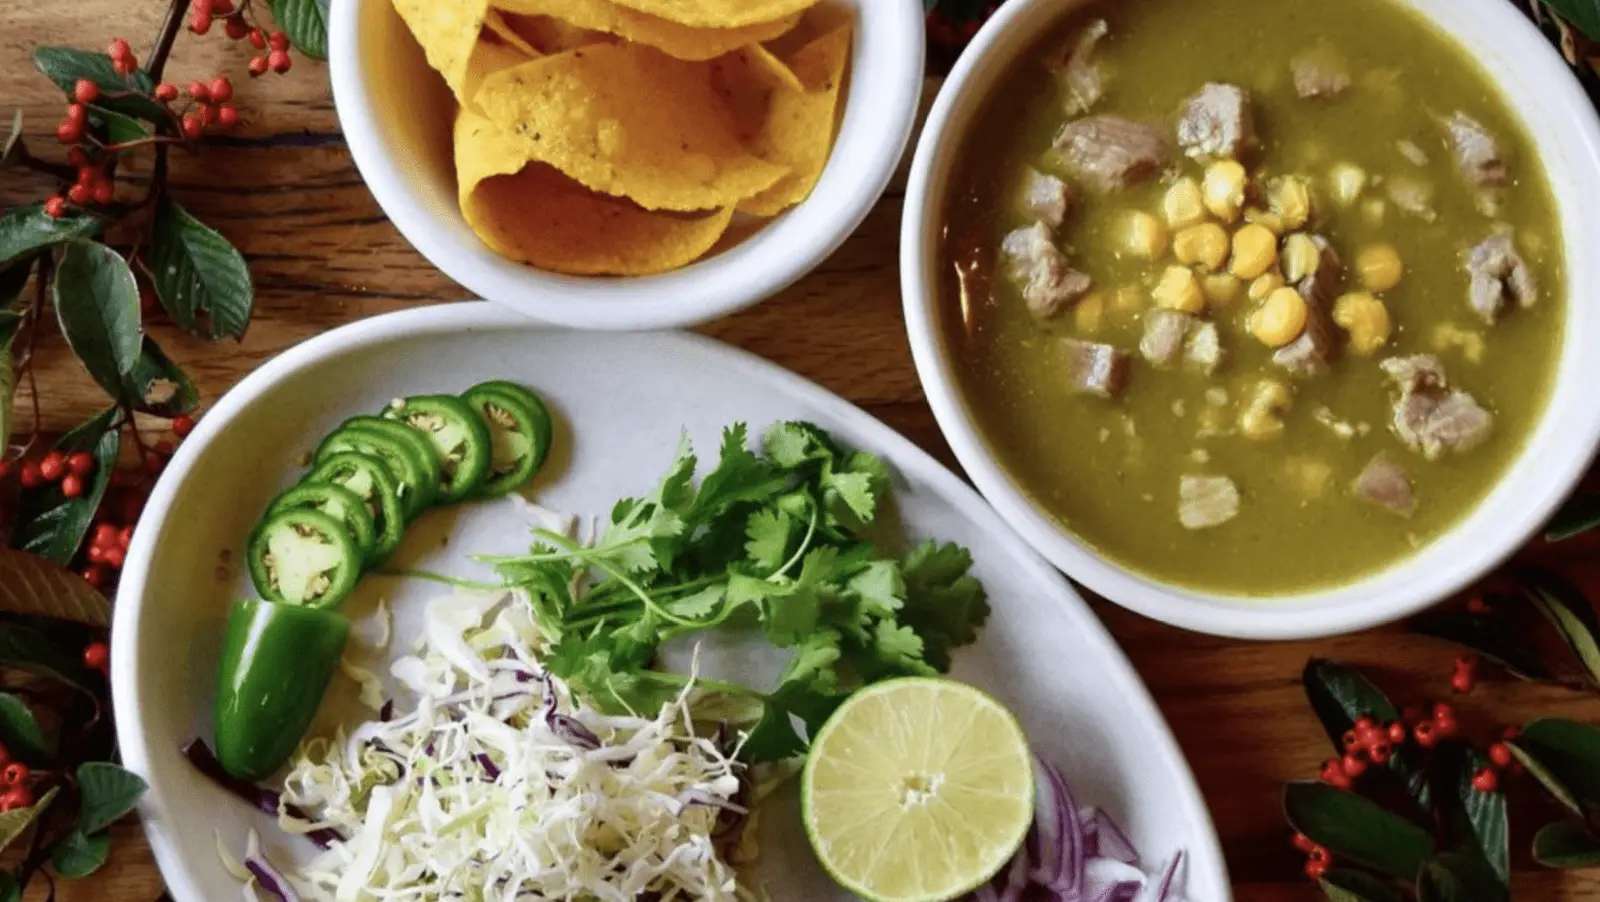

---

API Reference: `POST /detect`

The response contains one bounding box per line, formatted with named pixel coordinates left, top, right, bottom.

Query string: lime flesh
left=801, top=678, right=1035, bottom=902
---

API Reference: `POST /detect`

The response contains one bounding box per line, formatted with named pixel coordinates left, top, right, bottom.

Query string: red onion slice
left=245, top=855, right=301, bottom=902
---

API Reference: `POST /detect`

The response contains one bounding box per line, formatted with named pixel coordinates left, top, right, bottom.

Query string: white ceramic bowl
left=902, top=0, right=1600, bottom=639
left=328, top=0, right=923, bottom=331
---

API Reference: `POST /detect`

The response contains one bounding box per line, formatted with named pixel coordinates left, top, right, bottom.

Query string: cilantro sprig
left=482, top=421, right=990, bottom=764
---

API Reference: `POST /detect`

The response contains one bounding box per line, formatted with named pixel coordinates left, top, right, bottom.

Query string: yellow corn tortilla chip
left=603, top=0, right=819, bottom=29
left=501, top=12, right=614, bottom=53
left=455, top=110, right=735, bottom=276
left=493, top=0, right=800, bottom=61
left=747, top=44, right=805, bottom=93
left=462, top=39, right=532, bottom=110
left=391, top=0, right=490, bottom=100
left=736, top=26, right=852, bottom=216
left=483, top=8, right=540, bottom=56
left=474, top=43, right=789, bottom=211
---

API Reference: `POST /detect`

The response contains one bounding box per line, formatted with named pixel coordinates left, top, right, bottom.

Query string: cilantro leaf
left=900, top=541, right=990, bottom=671
left=694, top=424, right=788, bottom=517
left=744, top=508, right=794, bottom=571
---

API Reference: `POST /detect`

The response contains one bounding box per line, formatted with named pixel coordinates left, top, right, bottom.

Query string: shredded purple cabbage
left=541, top=674, right=602, bottom=750
left=476, top=753, right=502, bottom=780
left=245, top=855, right=301, bottom=902
left=182, top=740, right=344, bottom=850
left=379, top=700, right=395, bottom=722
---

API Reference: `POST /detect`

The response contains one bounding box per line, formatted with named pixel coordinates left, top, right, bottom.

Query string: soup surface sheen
left=941, top=0, right=1565, bottom=595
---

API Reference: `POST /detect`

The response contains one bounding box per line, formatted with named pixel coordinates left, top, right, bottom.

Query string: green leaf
left=1520, top=570, right=1600, bottom=685
left=0, top=695, right=49, bottom=764
left=90, top=107, right=151, bottom=146
left=1509, top=741, right=1583, bottom=815
left=744, top=509, right=794, bottom=571
left=0, top=622, right=98, bottom=692
left=1541, top=0, right=1600, bottom=43
left=269, top=0, right=330, bottom=59
left=0, top=206, right=102, bottom=270
left=0, top=787, right=58, bottom=855
left=74, top=762, right=147, bottom=835
left=1546, top=490, right=1600, bottom=541
left=1284, top=781, right=1435, bottom=880
left=52, top=240, right=142, bottom=397
left=1514, top=718, right=1600, bottom=808
left=1433, top=744, right=1509, bottom=887
left=1416, top=851, right=1508, bottom=902
left=11, top=408, right=120, bottom=568
left=0, top=872, right=19, bottom=902
left=148, top=196, right=254, bottom=341
left=1533, top=820, right=1600, bottom=868
left=0, top=549, right=111, bottom=628
left=1301, top=659, right=1429, bottom=806
left=1320, top=868, right=1406, bottom=902
left=32, top=48, right=161, bottom=121
left=1, top=109, right=22, bottom=171
left=898, top=541, right=988, bottom=673
left=49, top=829, right=110, bottom=878
left=1410, top=609, right=1553, bottom=682
left=122, top=336, right=198, bottom=417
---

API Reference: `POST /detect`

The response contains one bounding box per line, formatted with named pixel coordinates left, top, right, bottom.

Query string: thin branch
left=15, top=147, right=74, bottom=183
left=145, top=0, right=190, bottom=83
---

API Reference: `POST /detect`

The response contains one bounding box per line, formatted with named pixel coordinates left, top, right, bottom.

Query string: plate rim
left=110, top=302, right=1231, bottom=901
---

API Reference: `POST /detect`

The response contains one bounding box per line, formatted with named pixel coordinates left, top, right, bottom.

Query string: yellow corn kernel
left=1229, top=223, right=1279, bottom=280
left=1281, top=233, right=1320, bottom=283
left=1162, top=177, right=1206, bottom=229
left=1244, top=207, right=1286, bottom=235
left=1250, top=287, right=1309, bottom=348
left=1202, top=273, right=1242, bottom=305
left=1122, top=211, right=1168, bottom=259
left=1074, top=292, right=1105, bottom=334
left=1240, top=379, right=1293, bottom=440
left=1362, top=198, right=1387, bottom=227
left=1152, top=265, right=1206, bottom=314
left=1173, top=223, right=1230, bottom=271
left=1332, top=291, right=1391, bottom=355
left=1356, top=243, right=1403, bottom=292
left=1202, top=160, right=1248, bottom=222
left=1329, top=162, right=1367, bottom=207
left=1248, top=272, right=1285, bottom=302
left=1267, top=175, right=1313, bottom=230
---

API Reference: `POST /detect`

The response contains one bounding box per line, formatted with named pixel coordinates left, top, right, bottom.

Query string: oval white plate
left=111, top=303, right=1229, bottom=901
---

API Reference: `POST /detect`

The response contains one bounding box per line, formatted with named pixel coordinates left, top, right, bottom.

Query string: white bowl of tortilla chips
left=329, top=0, right=924, bottom=330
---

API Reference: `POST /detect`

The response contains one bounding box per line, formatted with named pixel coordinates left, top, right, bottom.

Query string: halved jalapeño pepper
left=381, top=395, right=491, bottom=504
left=315, top=419, right=438, bottom=520
left=461, top=382, right=554, bottom=497
left=266, top=483, right=377, bottom=564
left=213, top=597, right=350, bottom=779
left=247, top=507, right=362, bottom=608
left=304, top=452, right=406, bottom=563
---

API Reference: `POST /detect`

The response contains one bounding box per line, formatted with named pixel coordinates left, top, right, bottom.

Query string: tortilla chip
left=745, top=44, right=805, bottom=93
left=483, top=8, right=540, bottom=56
left=474, top=43, right=788, bottom=211
left=493, top=0, right=800, bottom=61
left=501, top=12, right=614, bottom=53
left=602, top=0, right=819, bottom=29
left=455, top=110, right=735, bottom=276
left=391, top=0, right=490, bottom=100
left=735, top=26, right=852, bottom=216
left=462, top=39, right=532, bottom=110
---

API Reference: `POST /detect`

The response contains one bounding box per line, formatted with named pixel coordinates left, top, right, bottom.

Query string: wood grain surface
left=3, top=3, right=1598, bottom=899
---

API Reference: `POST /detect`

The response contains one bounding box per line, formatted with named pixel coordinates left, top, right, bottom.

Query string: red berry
left=189, top=10, right=213, bottom=34
left=80, top=565, right=109, bottom=590
left=1451, top=670, right=1475, bottom=694
left=1369, top=742, right=1393, bottom=764
left=249, top=27, right=267, bottom=49
left=209, top=75, right=234, bottom=103
left=212, top=0, right=234, bottom=12
left=191, top=0, right=213, bottom=14
left=92, top=523, right=118, bottom=550
left=248, top=55, right=270, bottom=77
left=188, top=80, right=212, bottom=102
left=173, top=414, right=196, bottom=438
left=92, top=181, right=114, bottom=205
left=155, top=82, right=179, bottom=102
left=0, top=791, right=25, bottom=813
left=154, top=440, right=175, bottom=456
left=3, top=763, right=29, bottom=787
left=1488, top=743, right=1513, bottom=768
left=19, top=462, right=42, bottom=488
left=145, top=452, right=166, bottom=475
left=1501, top=725, right=1520, bottom=741
left=181, top=113, right=204, bottom=140
left=1455, top=652, right=1479, bottom=671
left=1305, top=859, right=1328, bottom=881
left=0, top=461, right=9, bottom=480
left=1414, top=721, right=1438, bottom=748
left=67, top=147, right=89, bottom=166
left=1341, top=729, right=1359, bottom=751
left=43, top=196, right=67, bottom=218
left=108, top=38, right=131, bottom=60
left=1354, top=716, right=1376, bottom=733
left=1472, top=767, right=1499, bottom=793
left=66, top=183, right=91, bottom=206
left=224, top=16, right=249, bottom=40
left=56, top=121, right=82, bottom=144
left=1435, top=717, right=1459, bottom=740
left=118, top=526, right=134, bottom=548
left=1341, top=754, right=1367, bottom=777
left=83, top=642, right=110, bottom=673
left=202, top=103, right=221, bottom=125
left=1433, top=702, right=1455, bottom=721
left=104, top=546, right=126, bottom=570
left=217, top=105, right=239, bottom=129
left=269, top=31, right=290, bottom=51
left=1292, top=833, right=1316, bottom=853
left=60, top=474, right=84, bottom=499
left=268, top=49, right=292, bottom=73
left=66, top=103, right=87, bottom=124
left=74, top=79, right=100, bottom=103
left=1388, top=721, right=1407, bottom=744
left=1320, top=759, right=1352, bottom=790
left=39, top=453, right=65, bottom=482
left=87, top=544, right=109, bottom=565
left=1466, top=596, right=1491, bottom=615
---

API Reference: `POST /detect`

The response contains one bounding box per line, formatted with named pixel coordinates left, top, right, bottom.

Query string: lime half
left=801, top=678, right=1035, bottom=902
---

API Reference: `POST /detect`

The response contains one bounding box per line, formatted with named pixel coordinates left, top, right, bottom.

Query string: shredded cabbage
left=270, top=588, right=747, bottom=902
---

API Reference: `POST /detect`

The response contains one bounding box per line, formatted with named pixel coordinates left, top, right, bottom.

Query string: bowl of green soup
left=901, top=0, right=1600, bottom=638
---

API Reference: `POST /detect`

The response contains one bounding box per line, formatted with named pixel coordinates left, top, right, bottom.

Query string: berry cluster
left=0, top=749, right=35, bottom=814
left=189, top=0, right=293, bottom=75
left=1, top=450, right=95, bottom=500
left=1293, top=833, right=1334, bottom=880
left=177, top=76, right=240, bottom=140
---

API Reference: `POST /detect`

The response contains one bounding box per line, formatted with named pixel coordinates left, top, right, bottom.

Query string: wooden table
left=3, top=3, right=1598, bottom=899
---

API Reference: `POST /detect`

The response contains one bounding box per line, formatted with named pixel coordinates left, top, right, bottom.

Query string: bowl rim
left=327, top=0, right=925, bottom=332
left=110, top=302, right=1232, bottom=902
left=900, top=0, right=1600, bottom=639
